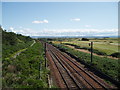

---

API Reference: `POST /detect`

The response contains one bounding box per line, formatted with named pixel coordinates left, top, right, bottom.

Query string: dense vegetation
left=1, top=27, right=48, bottom=88
left=50, top=42, right=119, bottom=82
left=3, top=42, right=48, bottom=88
left=2, top=27, right=33, bottom=59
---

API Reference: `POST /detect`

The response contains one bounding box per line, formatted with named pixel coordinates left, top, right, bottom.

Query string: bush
left=81, top=38, right=89, bottom=41
left=109, top=41, right=113, bottom=43
left=64, top=43, right=76, bottom=47
left=74, top=45, right=81, bottom=49
left=92, top=49, right=107, bottom=55
left=110, top=52, right=120, bottom=58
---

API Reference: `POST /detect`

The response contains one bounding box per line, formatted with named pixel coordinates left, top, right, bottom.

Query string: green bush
left=110, top=52, right=120, bottom=58
left=81, top=38, right=89, bottom=41
left=92, top=49, right=107, bottom=55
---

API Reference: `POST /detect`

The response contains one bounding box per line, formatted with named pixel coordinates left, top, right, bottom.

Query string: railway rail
left=45, top=43, right=116, bottom=89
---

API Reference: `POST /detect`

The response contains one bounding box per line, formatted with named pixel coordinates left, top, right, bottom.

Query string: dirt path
left=30, top=40, right=36, bottom=47
left=13, top=48, right=27, bottom=58
left=13, top=40, right=36, bottom=58
left=65, top=45, right=118, bottom=60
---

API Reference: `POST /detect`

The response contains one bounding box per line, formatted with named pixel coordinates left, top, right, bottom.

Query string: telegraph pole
left=39, top=60, right=42, bottom=80
left=45, top=43, right=47, bottom=68
left=39, top=62, right=41, bottom=79
left=89, top=42, right=93, bottom=63
left=91, top=42, right=93, bottom=63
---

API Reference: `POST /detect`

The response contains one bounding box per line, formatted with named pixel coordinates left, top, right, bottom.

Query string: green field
left=52, top=38, right=119, bottom=55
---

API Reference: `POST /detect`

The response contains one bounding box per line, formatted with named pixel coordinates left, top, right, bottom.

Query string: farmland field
left=51, top=38, right=119, bottom=56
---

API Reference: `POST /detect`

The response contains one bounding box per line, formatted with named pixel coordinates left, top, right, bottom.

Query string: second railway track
left=46, top=43, right=115, bottom=89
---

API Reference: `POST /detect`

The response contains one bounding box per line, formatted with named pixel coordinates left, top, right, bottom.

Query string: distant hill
left=31, top=35, right=118, bottom=39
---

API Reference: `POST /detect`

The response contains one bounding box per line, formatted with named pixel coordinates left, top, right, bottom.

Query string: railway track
left=48, top=51, right=82, bottom=89
left=46, top=43, right=115, bottom=89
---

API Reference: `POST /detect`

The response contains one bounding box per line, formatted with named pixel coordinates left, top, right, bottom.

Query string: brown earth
left=65, top=45, right=118, bottom=60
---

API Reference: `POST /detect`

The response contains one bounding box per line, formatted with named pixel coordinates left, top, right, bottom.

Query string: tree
left=81, top=38, right=89, bottom=41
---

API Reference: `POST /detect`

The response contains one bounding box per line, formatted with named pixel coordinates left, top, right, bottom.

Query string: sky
left=2, top=2, right=118, bottom=37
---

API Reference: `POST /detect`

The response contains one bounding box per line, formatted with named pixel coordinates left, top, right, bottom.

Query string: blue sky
left=2, top=2, right=118, bottom=36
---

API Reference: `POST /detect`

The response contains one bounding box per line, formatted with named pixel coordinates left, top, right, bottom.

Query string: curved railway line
left=45, top=43, right=116, bottom=89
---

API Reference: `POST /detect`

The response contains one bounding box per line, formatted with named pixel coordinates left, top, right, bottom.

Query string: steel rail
left=49, top=45, right=98, bottom=89
left=54, top=46, right=109, bottom=89
left=47, top=49, right=81, bottom=89
left=47, top=43, right=110, bottom=89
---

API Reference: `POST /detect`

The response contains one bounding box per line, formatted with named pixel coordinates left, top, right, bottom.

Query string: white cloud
left=9, top=27, right=16, bottom=33
left=1, top=26, right=5, bottom=30
left=32, top=21, right=40, bottom=24
left=43, top=19, right=49, bottom=23
left=32, top=19, right=48, bottom=24
left=85, top=25, right=91, bottom=27
left=9, top=27, right=14, bottom=31
left=71, top=18, right=80, bottom=21
left=9, top=27, right=118, bottom=37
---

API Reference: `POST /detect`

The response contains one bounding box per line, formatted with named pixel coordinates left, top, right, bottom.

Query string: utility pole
left=91, top=42, right=93, bottom=63
left=39, top=62, right=41, bottom=79
left=39, top=62, right=40, bottom=79
left=89, top=42, right=93, bottom=63
left=45, top=43, right=47, bottom=68
left=39, top=61, right=42, bottom=80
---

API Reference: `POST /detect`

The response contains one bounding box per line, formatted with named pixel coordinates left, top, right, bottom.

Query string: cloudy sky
left=2, top=2, right=118, bottom=36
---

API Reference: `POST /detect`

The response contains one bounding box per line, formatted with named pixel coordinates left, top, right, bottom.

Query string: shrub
left=110, top=52, right=120, bottom=58
left=109, top=41, right=113, bottom=43
left=93, top=49, right=107, bottom=55
left=81, top=38, right=89, bottom=41
left=74, top=45, right=81, bottom=49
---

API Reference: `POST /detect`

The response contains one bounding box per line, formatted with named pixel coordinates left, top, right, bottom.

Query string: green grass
left=2, top=41, right=49, bottom=88
left=62, top=38, right=119, bottom=55
left=93, top=43, right=118, bottom=55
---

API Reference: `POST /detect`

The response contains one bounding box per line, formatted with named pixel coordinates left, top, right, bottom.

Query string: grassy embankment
left=3, top=42, right=48, bottom=88
left=2, top=27, right=48, bottom=88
